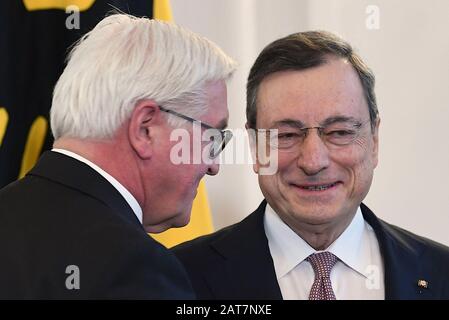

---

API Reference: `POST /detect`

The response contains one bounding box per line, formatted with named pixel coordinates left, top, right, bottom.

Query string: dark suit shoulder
left=171, top=202, right=282, bottom=300
left=361, top=204, right=449, bottom=299
left=173, top=221, right=241, bottom=255
left=379, top=218, right=449, bottom=263
left=171, top=217, right=248, bottom=297
left=80, top=220, right=194, bottom=299
left=173, top=208, right=262, bottom=260
left=0, top=172, right=194, bottom=299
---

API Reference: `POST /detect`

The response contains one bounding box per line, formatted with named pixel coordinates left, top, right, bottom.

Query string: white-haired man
left=0, top=14, right=236, bottom=299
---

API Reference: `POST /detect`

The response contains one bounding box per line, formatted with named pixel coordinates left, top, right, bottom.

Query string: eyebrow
left=320, top=116, right=361, bottom=127
left=272, top=116, right=361, bottom=129
left=272, top=119, right=305, bottom=129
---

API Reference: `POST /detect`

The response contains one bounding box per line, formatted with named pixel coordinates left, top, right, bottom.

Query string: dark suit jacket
left=173, top=200, right=449, bottom=300
left=0, top=151, right=194, bottom=299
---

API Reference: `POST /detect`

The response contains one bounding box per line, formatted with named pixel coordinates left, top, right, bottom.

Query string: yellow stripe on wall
left=22, top=0, right=95, bottom=11
left=18, top=116, right=48, bottom=178
left=153, top=0, right=173, bottom=21
left=150, top=0, right=214, bottom=247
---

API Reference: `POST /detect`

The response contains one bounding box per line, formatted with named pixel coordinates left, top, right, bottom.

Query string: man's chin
left=144, top=212, right=191, bottom=234
left=145, top=224, right=171, bottom=234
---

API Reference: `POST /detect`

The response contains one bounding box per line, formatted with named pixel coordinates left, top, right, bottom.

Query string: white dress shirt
left=52, top=148, right=143, bottom=224
left=264, top=203, right=385, bottom=300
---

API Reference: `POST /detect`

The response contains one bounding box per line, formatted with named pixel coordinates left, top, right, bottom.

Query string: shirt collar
left=52, top=148, right=143, bottom=224
left=327, top=207, right=372, bottom=278
left=264, top=203, right=371, bottom=279
left=264, top=204, right=314, bottom=278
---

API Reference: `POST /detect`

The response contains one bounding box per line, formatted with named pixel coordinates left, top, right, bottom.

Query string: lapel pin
left=417, top=279, right=428, bottom=289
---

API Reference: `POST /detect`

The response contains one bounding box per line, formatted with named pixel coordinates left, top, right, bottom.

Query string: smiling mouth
left=296, top=182, right=340, bottom=191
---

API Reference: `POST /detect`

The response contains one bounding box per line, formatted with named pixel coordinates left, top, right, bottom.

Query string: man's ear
left=246, top=123, right=259, bottom=174
left=128, top=100, right=160, bottom=160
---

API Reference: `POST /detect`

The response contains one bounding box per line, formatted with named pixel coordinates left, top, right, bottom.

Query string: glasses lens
left=210, top=130, right=233, bottom=159
left=322, top=123, right=361, bottom=146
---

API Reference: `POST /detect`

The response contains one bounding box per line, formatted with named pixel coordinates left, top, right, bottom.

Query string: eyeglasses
left=257, top=119, right=371, bottom=151
left=159, top=106, right=233, bottom=159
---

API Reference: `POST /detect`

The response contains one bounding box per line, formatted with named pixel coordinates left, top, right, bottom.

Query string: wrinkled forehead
left=256, top=58, right=369, bottom=127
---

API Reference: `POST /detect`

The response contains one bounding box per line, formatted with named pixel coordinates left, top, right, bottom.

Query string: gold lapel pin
left=417, top=279, right=428, bottom=289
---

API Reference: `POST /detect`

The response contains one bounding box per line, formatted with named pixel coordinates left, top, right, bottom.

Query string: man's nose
left=296, top=129, right=330, bottom=176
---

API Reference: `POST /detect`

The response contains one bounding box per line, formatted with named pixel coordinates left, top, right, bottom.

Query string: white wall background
left=171, top=0, right=449, bottom=246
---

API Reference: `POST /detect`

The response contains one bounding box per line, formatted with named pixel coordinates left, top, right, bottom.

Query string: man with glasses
left=0, top=14, right=236, bottom=299
left=173, top=31, right=449, bottom=300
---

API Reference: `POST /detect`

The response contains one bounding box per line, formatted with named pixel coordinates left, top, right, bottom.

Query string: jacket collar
left=28, top=151, right=142, bottom=228
left=360, top=203, right=434, bottom=299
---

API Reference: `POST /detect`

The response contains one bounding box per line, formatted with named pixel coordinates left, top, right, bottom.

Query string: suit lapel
left=361, top=203, right=434, bottom=299
left=209, top=201, right=283, bottom=299
left=28, top=151, right=142, bottom=228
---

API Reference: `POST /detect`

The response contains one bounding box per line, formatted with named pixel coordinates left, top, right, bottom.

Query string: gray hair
left=51, top=14, right=237, bottom=139
left=246, top=31, right=378, bottom=130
